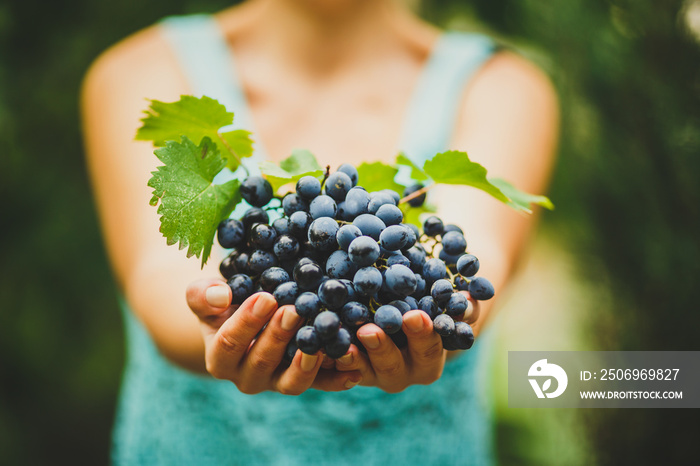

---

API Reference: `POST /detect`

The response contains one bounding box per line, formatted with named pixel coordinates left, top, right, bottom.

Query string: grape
left=452, top=321, right=475, bottom=350
left=389, top=299, right=411, bottom=315
left=219, top=250, right=238, bottom=279
left=368, top=191, right=395, bottom=214
left=405, top=246, right=427, bottom=273
left=344, top=187, right=371, bottom=218
left=468, top=277, right=494, bottom=300
left=353, top=267, right=383, bottom=296
left=260, top=267, right=290, bottom=293
left=318, top=279, right=348, bottom=310
left=308, top=217, right=340, bottom=251
left=217, top=218, right=245, bottom=248
left=284, top=339, right=298, bottom=363
left=325, top=327, right=352, bottom=359
left=336, top=224, right=362, bottom=251
left=243, top=207, right=270, bottom=229
left=295, top=292, right=322, bottom=319
left=282, top=193, right=309, bottom=216
left=374, top=305, right=403, bottom=334
left=445, top=292, right=468, bottom=317
left=272, top=217, right=291, bottom=236
left=385, top=264, right=418, bottom=297
left=348, top=236, right=380, bottom=267
left=386, top=253, right=410, bottom=268
left=444, top=224, right=463, bottom=235
left=324, top=171, right=353, bottom=201
left=309, top=195, right=338, bottom=219
left=403, top=183, right=426, bottom=207
left=288, top=211, right=313, bottom=238
left=453, top=275, right=470, bottom=291
left=273, top=234, right=300, bottom=260
left=234, top=251, right=251, bottom=274
left=326, top=250, right=357, bottom=279
left=433, top=314, right=455, bottom=336
left=442, top=231, right=467, bottom=255
left=273, top=281, right=298, bottom=305
left=296, top=326, right=321, bottom=354
left=314, top=311, right=341, bottom=341
left=340, top=301, right=370, bottom=327
left=227, top=274, right=254, bottom=304
left=296, top=176, right=322, bottom=200
left=379, top=225, right=409, bottom=251
left=417, top=296, right=438, bottom=319
left=249, top=250, right=278, bottom=274
left=375, top=204, right=403, bottom=226
left=404, top=296, right=419, bottom=310
left=456, top=254, right=479, bottom=278
left=217, top=162, right=495, bottom=358
left=423, top=216, right=444, bottom=237
left=353, top=214, right=386, bottom=240
left=240, top=176, right=273, bottom=207
left=250, top=223, right=277, bottom=250
left=293, top=260, right=324, bottom=291
left=337, top=164, right=359, bottom=186
left=422, top=258, right=447, bottom=284
left=431, top=279, right=453, bottom=306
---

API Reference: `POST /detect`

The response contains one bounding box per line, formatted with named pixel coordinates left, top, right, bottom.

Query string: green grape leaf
left=135, top=95, right=233, bottom=147
left=396, top=153, right=429, bottom=182
left=422, top=151, right=510, bottom=204
left=356, top=161, right=406, bottom=194
left=148, top=136, right=242, bottom=266
left=400, top=203, right=437, bottom=228
left=488, top=178, right=554, bottom=213
left=220, top=129, right=254, bottom=171
left=259, top=149, right=324, bottom=193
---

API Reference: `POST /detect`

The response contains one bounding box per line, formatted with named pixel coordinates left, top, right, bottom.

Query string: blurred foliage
left=0, top=0, right=698, bottom=464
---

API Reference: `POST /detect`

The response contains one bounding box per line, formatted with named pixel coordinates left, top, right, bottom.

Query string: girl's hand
left=186, top=279, right=362, bottom=395
left=335, top=293, right=480, bottom=393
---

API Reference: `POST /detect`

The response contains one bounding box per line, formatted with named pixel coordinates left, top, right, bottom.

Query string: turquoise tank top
left=113, top=15, right=497, bottom=465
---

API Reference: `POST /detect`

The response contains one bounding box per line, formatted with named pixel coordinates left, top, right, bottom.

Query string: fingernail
left=358, top=332, right=380, bottom=350
left=205, top=285, right=230, bottom=308
left=404, top=312, right=425, bottom=333
left=464, top=300, right=474, bottom=320
left=252, top=294, right=275, bottom=319
left=300, top=353, right=319, bottom=372
left=281, top=307, right=300, bottom=331
left=344, top=377, right=361, bottom=389
left=337, top=353, right=353, bottom=365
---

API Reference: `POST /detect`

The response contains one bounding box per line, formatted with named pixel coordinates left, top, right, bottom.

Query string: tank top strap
left=397, top=32, right=497, bottom=165
left=159, top=14, right=264, bottom=182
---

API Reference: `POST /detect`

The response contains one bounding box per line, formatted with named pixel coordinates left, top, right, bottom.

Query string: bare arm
left=336, top=52, right=559, bottom=390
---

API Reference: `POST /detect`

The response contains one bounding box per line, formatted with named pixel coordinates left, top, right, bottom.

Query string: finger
left=334, top=344, right=377, bottom=386
left=241, top=305, right=303, bottom=388
left=206, top=292, right=278, bottom=377
left=464, top=296, right=480, bottom=324
left=321, top=355, right=336, bottom=369
left=187, top=278, right=234, bottom=331
left=403, top=310, right=445, bottom=384
left=311, top=368, right=363, bottom=392
left=272, top=350, right=324, bottom=395
left=356, top=323, right=408, bottom=393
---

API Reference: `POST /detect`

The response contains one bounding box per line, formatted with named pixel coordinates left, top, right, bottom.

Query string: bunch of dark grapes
left=217, top=164, right=495, bottom=360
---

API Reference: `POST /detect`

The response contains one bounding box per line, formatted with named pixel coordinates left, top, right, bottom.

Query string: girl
left=81, top=0, right=558, bottom=463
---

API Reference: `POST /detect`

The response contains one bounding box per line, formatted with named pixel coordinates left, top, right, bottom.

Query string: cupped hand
left=186, top=279, right=362, bottom=395
left=335, top=292, right=480, bottom=393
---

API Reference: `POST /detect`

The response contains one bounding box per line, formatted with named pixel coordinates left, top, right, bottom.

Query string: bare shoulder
left=81, top=23, right=188, bottom=108
left=452, top=50, right=560, bottom=171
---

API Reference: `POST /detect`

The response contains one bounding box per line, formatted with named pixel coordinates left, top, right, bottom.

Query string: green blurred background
left=1, top=0, right=699, bottom=464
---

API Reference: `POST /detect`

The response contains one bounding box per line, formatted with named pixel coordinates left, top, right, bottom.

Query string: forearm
left=123, top=248, right=223, bottom=373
